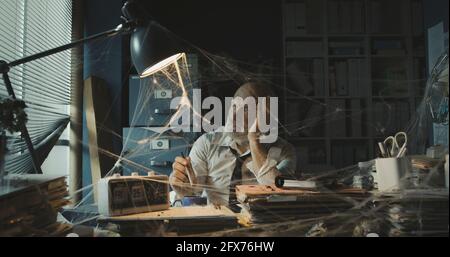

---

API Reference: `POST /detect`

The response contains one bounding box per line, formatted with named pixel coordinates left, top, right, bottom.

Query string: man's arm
left=248, top=136, right=297, bottom=184
left=169, top=134, right=209, bottom=198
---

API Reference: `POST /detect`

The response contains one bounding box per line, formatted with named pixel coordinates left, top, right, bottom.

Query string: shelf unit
left=282, top=0, right=426, bottom=170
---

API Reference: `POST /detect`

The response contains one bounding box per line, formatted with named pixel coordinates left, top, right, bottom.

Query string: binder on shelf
left=343, top=145, right=354, bottom=167
left=313, top=59, right=325, bottom=96
left=284, top=3, right=306, bottom=36
left=411, top=1, right=424, bottom=36
left=332, top=145, right=345, bottom=169
left=329, top=42, right=363, bottom=49
left=286, top=41, right=323, bottom=58
left=336, top=62, right=349, bottom=96
left=350, top=99, right=363, bottom=137
left=286, top=102, right=301, bottom=137
left=305, top=0, right=323, bottom=34
left=294, top=3, right=307, bottom=34
left=328, top=99, right=347, bottom=138
left=370, top=0, right=408, bottom=34
left=329, top=41, right=363, bottom=55
left=370, top=0, right=381, bottom=33
left=395, top=102, right=410, bottom=132
left=328, top=0, right=339, bottom=33
left=340, top=0, right=352, bottom=33
left=329, top=66, right=337, bottom=96
left=358, top=59, right=369, bottom=97
left=354, top=145, right=368, bottom=163
left=348, top=59, right=359, bottom=97
left=413, top=58, right=426, bottom=96
left=351, top=0, right=364, bottom=33
left=373, top=40, right=406, bottom=56
left=328, top=0, right=366, bottom=34
left=373, top=101, right=392, bottom=136
left=286, top=61, right=314, bottom=96
left=300, top=104, right=324, bottom=137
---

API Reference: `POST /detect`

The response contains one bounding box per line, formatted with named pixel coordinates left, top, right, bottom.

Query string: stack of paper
left=374, top=190, right=449, bottom=237
left=0, top=175, right=71, bottom=236
left=98, top=206, right=239, bottom=236
left=236, top=185, right=369, bottom=226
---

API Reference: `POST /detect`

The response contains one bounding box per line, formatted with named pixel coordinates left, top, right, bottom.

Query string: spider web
left=5, top=22, right=445, bottom=237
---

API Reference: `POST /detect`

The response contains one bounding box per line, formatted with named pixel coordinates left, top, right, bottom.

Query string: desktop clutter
left=0, top=175, right=71, bottom=236
left=96, top=172, right=239, bottom=236
left=361, top=132, right=449, bottom=237
left=92, top=131, right=448, bottom=236
left=369, top=131, right=448, bottom=192
left=1, top=138, right=447, bottom=237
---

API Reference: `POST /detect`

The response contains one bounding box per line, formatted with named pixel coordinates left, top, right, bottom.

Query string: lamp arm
left=1, top=20, right=137, bottom=72
left=0, top=19, right=137, bottom=174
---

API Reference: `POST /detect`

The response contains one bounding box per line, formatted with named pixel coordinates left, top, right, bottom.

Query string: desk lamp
left=0, top=0, right=185, bottom=174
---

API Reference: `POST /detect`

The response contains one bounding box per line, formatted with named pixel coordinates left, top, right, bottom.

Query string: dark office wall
left=142, top=0, right=283, bottom=64
left=82, top=0, right=126, bottom=190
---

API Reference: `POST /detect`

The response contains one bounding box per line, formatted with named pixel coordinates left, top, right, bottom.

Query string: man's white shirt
left=171, top=128, right=297, bottom=205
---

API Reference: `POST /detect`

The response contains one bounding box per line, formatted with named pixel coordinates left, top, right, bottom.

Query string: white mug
left=375, top=157, right=412, bottom=192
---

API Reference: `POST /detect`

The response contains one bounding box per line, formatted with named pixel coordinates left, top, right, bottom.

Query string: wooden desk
left=97, top=206, right=239, bottom=236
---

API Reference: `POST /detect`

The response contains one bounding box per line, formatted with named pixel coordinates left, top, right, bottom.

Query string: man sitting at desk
left=169, top=81, right=296, bottom=210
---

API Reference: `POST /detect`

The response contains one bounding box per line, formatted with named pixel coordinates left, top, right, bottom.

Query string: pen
left=181, top=152, right=195, bottom=186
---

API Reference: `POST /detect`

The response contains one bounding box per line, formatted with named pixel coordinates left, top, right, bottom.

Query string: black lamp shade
left=130, top=21, right=185, bottom=77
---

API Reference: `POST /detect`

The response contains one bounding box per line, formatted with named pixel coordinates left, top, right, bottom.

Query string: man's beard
left=226, top=132, right=249, bottom=146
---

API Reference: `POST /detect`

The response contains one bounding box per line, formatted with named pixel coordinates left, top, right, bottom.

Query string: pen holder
left=375, top=157, right=412, bottom=192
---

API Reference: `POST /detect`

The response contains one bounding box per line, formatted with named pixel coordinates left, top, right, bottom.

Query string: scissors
left=383, top=132, right=408, bottom=158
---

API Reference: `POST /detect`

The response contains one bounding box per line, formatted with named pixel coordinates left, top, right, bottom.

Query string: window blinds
left=0, top=0, right=73, bottom=174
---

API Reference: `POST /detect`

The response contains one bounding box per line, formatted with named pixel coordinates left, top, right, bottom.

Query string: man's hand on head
left=248, top=103, right=262, bottom=143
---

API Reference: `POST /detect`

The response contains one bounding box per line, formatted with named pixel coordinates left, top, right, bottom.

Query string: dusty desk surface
left=96, top=188, right=448, bottom=237
left=98, top=206, right=236, bottom=221
left=97, top=206, right=239, bottom=236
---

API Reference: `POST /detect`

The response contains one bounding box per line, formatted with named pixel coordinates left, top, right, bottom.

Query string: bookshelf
left=282, top=0, right=426, bottom=171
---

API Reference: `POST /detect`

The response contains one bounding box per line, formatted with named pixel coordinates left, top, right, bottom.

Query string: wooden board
left=84, top=76, right=115, bottom=202
left=98, top=206, right=237, bottom=222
